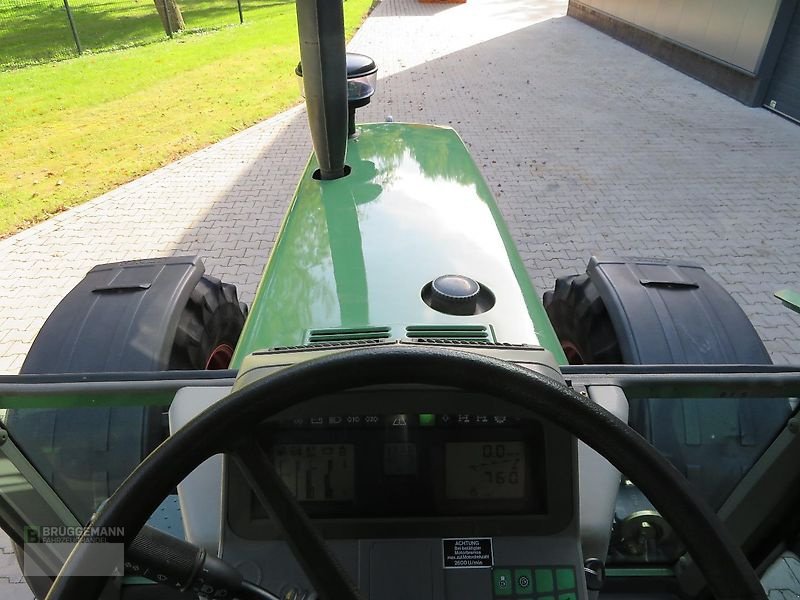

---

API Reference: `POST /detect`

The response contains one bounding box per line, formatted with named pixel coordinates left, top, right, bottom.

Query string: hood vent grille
left=405, top=325, right=491, bottom=342
left=306, top=325, right=492, bottom=345
left=307, top=326, right=392, bottom=345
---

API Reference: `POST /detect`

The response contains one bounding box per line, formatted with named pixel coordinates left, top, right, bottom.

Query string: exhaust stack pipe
left=295, top=0, right=348, bottom=180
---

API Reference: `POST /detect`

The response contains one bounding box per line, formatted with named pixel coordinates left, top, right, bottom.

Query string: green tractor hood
left=231, top=123, right=566, bottom=366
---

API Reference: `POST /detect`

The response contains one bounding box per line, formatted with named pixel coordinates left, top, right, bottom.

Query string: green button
left=419, top=413, right=435, bottom=426
left=514, top=568, right=532, bottom=594
left=556, top=567, right=576, bottom=590
left=535, top=569, right=554, bottom=593
left=493, top=569, right=512, bottom=596
left=558, top=594, right=577, bottom=600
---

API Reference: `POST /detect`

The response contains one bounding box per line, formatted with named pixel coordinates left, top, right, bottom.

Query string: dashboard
left=264, top=427, right=537, bottom=513
left=225, top=409, right=571, bottom=541
left=169, top=345, right=627, bottom=600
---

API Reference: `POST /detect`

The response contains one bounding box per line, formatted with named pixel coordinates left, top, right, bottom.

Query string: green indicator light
left=493, top=569, right=512, bottom=596
left=514, top=568, right=533, bottom=594
left=419, top=413, right=435, bottom=426
left=535, top=569, right=554, bottom=593
left=556, top=568, right=576, bottom=590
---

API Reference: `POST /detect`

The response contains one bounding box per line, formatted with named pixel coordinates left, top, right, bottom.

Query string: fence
left=0, top=0, right=246, bottom=69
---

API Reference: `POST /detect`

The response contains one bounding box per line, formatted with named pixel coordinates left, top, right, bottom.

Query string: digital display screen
left=273, top=444, right=354, bottom=501
left=445, top=442, right=526, bottom=500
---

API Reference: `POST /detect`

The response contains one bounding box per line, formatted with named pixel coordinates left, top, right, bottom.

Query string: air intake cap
left=296, top=52, right=377, bottom=138
left=422, top=275, right=495, bottom=316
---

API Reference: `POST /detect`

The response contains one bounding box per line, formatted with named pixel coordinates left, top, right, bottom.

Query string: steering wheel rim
left=45, top=345, right=766, bottom=600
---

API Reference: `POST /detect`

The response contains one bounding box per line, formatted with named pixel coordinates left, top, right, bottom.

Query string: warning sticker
left=442, top=538, right=493, bottom=569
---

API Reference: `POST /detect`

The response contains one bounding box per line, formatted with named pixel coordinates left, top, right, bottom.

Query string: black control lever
left=583, top=558, right=605, bottom=591
left=125, top=525, right=279, bottom=600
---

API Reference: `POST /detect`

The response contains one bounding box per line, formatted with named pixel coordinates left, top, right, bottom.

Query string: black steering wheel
left=44, top=346, right=766, bottom=600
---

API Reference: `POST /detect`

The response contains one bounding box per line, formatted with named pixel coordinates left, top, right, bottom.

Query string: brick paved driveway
left=2, top=0, right=800, bottom=595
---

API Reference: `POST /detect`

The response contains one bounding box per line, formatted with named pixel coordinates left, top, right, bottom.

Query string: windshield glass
left=1, top=375, right=797, bottom=568
left=603, top=388, right=797, bottom=565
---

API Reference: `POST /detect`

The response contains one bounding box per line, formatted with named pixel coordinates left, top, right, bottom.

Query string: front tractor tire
left=543, top=273, right=622, bottom=365
left=170, top=275, right=248, bottom=370
left=9, top=263, right=247, bottom=600
left=544, top=258, right=790, bottom=524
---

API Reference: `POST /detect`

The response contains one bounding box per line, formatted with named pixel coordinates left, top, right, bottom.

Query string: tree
left=153, top=0, right=185, bottom=35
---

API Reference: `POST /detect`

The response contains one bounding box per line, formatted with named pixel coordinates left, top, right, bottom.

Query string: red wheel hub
left=205, top=344, right=234, bottom=370
left=561, top=341, right=585, bottom=365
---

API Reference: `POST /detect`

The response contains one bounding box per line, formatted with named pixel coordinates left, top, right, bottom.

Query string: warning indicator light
left=419, top=414, right=435, bottom=427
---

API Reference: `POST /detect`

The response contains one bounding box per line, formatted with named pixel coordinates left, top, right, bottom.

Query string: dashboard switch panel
left=492, top=566, right=577, bottom=600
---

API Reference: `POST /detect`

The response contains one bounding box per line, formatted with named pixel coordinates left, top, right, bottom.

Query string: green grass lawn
left=0, top=0, right=280, bottom=69
left=0, top=0, right=373, bottom=236
left=1, top=0, right=162, bottom=67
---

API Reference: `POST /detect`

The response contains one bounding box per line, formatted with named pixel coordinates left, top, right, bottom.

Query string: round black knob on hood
left=432, top=274, right=479, bottom=305
left=422, top=274, right=494, bottom=316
